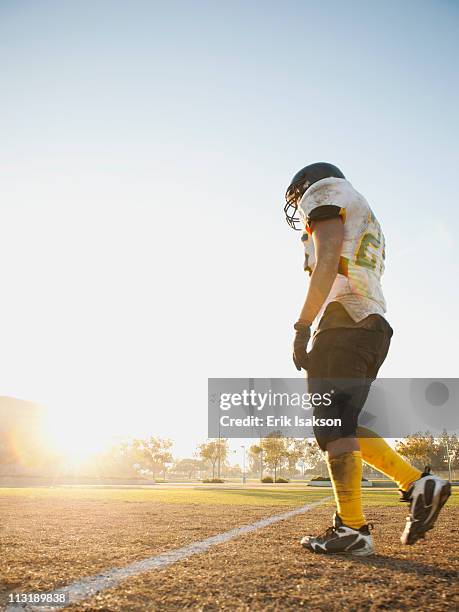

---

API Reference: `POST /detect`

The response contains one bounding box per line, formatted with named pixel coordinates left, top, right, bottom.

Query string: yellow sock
left=357, top=427, right=422, bottom=491
left=327, top=451, right=366, bottom=530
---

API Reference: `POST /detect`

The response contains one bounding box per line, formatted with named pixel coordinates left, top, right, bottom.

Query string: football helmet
left=284, top=162, right=346, bottom=230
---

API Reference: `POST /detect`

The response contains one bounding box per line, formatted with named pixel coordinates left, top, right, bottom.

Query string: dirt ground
left=60, top=505, right=458, bottom=612
left=1, top=496, right=457, bottom=611
left=0, top=497, right=287, bottom=599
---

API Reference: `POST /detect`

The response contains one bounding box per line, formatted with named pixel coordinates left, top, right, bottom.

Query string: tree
left=396, top=431, right=459, bottom=472
left=260, top=433, right=289, bottom=481
left=302, top=440, right=326, bottom=475
left=395, top=432, right=434, bottom=468
left=251, top=437, right=327, bottom=480
left=248, top=444, right=263, bottom=478
left=436, top=431, right=459, bottom=471
left=172, top=458, right=203, bottom=480
left=132, top=437, right=173, bottom=480
left=95, top=440, right=139, bottom=478
left=224, top=464, right=243, bottom=478
left=198, top=439, right=228, bottom=479
left=285, top=439, right=307, bottom=478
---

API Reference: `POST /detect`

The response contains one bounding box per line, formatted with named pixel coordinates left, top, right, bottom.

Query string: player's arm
left=292, top=216, right=344, bottom=371
left=298, top=217, right=344, bottom=324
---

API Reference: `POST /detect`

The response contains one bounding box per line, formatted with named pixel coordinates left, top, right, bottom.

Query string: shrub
left=275, top=477, right=289, bottom=483
left=310, top=476, right=369, bottom=482
left=261, top=476, right=274, bottom=483
left=202, top=478, right=224, bottom=483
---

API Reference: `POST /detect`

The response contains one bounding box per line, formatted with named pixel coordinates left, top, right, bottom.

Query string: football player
left=285, top=162, right=451, bottom=555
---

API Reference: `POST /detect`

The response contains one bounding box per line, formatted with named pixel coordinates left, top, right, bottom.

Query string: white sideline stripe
left=6, top=496, right=332, bottom=611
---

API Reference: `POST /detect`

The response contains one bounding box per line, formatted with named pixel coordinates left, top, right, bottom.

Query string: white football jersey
left=298, top=177, right=387, bottom=324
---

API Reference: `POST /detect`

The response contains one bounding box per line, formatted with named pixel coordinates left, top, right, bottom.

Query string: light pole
left=217, top=419, right=221, bottom=479
left=445, top=438, right=453, bottom=482
left=241, top=445, right=246, bottom=485
left=260, top=444, right=264, bottom=481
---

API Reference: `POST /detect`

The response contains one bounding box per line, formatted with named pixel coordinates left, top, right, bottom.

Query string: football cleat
left=300, top=513, right=374, bottom=556
left=400, top=466, right=451, bottom=545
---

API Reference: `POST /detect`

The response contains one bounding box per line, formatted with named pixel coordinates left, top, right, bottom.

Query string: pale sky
left=1, top=1, right=458, bottom=459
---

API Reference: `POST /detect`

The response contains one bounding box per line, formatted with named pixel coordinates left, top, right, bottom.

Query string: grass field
left=2, top=485, right=458, bottom=506
left=1, top=486, right=458, bottom=610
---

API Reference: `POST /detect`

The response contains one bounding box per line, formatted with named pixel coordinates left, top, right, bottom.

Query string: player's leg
left=357, top=427, right=451, bottom=544
left=357, top=427, right=422, bottom=492
left=351, top=325, right=451, bottom=544
left=300, top=328, right=379, bottom=555
left=349, top=324, right=423, bottom=492
left=326, top=438, right=365, bottom=529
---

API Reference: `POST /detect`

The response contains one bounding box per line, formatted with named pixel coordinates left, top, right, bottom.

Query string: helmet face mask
left=284, top=162, right=345, bottom=230
left=284, top=180, right=309, bottom=230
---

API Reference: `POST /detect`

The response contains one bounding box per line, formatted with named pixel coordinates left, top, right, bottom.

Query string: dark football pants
left=306, top=308, right=392, bottom=451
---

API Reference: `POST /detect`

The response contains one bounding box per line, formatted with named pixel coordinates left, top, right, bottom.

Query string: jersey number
left=355, top=231, right=381, bottom=270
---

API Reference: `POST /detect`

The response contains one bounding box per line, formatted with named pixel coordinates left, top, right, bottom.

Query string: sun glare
left=43, top=409, right=115, bottom=464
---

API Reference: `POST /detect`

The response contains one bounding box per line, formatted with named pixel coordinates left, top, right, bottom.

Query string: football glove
left=293, top=321, right=311, bottom=371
